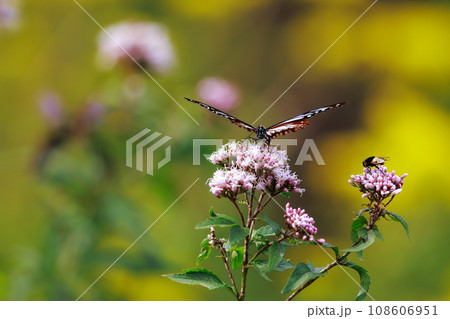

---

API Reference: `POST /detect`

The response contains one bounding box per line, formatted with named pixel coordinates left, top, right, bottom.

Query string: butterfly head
left=255, top=125, right=271, bottom=143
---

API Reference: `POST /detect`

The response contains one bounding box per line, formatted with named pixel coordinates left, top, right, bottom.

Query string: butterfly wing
left=266, top=101, right=347, bottom=138
left=266, top=121, right=310, bottom=138
left=185, top=97, right=256, bottom=133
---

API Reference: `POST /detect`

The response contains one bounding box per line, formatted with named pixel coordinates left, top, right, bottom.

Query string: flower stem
left=286, top=216, right=377, bottom=301
left=229, top=197, right=246, bottom=226
left=217, top=243, right=239, bottom=298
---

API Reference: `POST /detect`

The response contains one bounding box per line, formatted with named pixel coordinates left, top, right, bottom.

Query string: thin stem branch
left=286, top=214, right=378, bottom=301
left=249, top=233, right=288, bottom=264
left=217, top=244, right=239, bottom=298
left=229, top=197, right=245, bottom=226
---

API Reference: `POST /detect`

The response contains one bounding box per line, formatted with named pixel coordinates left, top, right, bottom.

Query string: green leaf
left=262, top=213, right=282, bottom=234
left=372, top=226, right=384, bottom=241
left=322, top=242, right=340, bottom=258
left=351, top=215, right=368, bottom=244
left=356, top=208, right=370, bottom=218
left=163, top=268, right=233, bottom=293
left=231, top=246, right=245, bottom=269
left=386, top=211, right=411, bottom=241
left=229, top=225, right=249, bottom=246
left=268, top=242, right=287, bottom=272
left=209, top=207, right=217, bottom=217
left=252, top=261, right=272, bottom=281
left=196, top=238, right=212, bottom=264
left=281, top=262, right=324, bottom=294
left=196, top=214, right=238, bottom=229
left=252, top=225, right=276, bottom=238
left=281, top=192, right=291, bottom=198
left=356, top=250, right=363, bottom=262
left=343, top=230, right=376, bottom=252
left=345, top=262, right=371, bottom=301
left=253, top=259, right=294, bottom=273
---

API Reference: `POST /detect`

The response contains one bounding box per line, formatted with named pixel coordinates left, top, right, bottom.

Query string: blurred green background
left=0, top=0, right=449, bottom=300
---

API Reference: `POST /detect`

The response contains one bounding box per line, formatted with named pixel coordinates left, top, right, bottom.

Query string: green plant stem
left=217, top=243, right=239, bottom=298
left=249, top=233, right=288, bottom=264
left=286, top=213, right=379, bottom=301
left=238, top=192, right=265, bottom=300
left=230, top=197, right=245, bottom=226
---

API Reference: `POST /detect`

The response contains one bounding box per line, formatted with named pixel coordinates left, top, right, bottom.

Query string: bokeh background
left=0, top=0, right=449, bottom=300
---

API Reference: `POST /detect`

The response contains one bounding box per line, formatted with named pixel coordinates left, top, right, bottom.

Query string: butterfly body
left=185, top=97, right=346, bottom=144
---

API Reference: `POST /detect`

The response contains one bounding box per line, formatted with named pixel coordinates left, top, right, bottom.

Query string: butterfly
left=185, top=97, right=347, bottom=144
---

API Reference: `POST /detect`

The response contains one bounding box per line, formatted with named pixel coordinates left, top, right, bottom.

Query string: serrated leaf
left=307, top=260, right=315, bottom=272
left=231, top=246, right=244, bottom=269
left=252, top=225, right=276, bottom=238
left=351, top=216, right=368, bottom=244
left=163, top=268, right=233, bottom=293
left=372, top=226, right=384, bottom=241
left=386, top=211, right=411, bottom=241
left=268, top=242, right=287, bottom=272
left=196, top=238, right=212, bottom=264
left=253, top=259, right=294, bottom=273
left=252, top=261, right=272, bottom=281
left=295, top=240, right=316, bottom=247
left=196, top=214, right=238, bottom=229
left=281, top=262, right=324, bottom=294
left=356, top=208, right=370, bottom=217
left=343, top=230, right=376, bottom=252
left=322, top=242, right=340, bottom=258
left=356, top=250, right=363, bottom=261
left=262, top=213, right=282, bottom=234
left=255, top=241, right=269, bottom=252
left=345, top=262, right=371, bottom=301
left=229, top=225, right=249, bottom=246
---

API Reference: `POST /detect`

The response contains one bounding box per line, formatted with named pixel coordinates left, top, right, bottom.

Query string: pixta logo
left=126, top=129, right=172, bottom=175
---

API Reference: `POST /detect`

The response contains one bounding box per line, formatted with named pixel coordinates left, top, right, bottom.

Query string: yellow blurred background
left=0, top=0, right=449, bottom=300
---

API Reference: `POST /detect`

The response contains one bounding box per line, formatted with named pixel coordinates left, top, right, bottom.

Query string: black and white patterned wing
left=185, top=97, right=256, bottom=133
left=266, top=120, right=310, bottom=139
left=268, top=102, right=347, bottom=129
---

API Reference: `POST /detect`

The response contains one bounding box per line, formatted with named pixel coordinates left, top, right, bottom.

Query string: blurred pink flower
left=349, top=166, right=407, bottom=200
left=97, top=21, right=175, bottom=73
left=0, top=0, right=19, bottom=31
left=284, top=203, right=324, bottom=243
left=197, top=77, right=240, bottom=111
left=38, top=92, right=65, bottom=128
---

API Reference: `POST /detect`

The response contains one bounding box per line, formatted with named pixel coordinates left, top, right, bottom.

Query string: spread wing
left=268, top=101, right=347, bottom=129
left=266, top=121, right=310, bottom=138
left=185, top=97, right=256, bottom=133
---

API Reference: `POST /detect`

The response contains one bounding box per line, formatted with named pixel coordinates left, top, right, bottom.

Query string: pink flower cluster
left=97, top=21, right=175, bottom=73
left=208, top=141, right=303, bottom=198
left=284, top=203, right=325, bottom=243
left=349, top=166, right=407, bottom=199
left=209, top=168, right=256, bottom=198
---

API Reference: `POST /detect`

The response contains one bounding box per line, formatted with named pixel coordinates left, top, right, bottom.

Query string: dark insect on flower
left=362, top=156, right=390, bottom=169
left=185, top=97, right=347, bottom=144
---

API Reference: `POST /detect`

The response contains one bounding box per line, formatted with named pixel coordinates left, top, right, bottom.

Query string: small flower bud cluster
left=207, top=227, right=216, bottom=246
left=349, top=166, right=407, bottom=200
left=208, top=141, right=303, bottom=198
left=284, top=203, right=325, bottom=244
